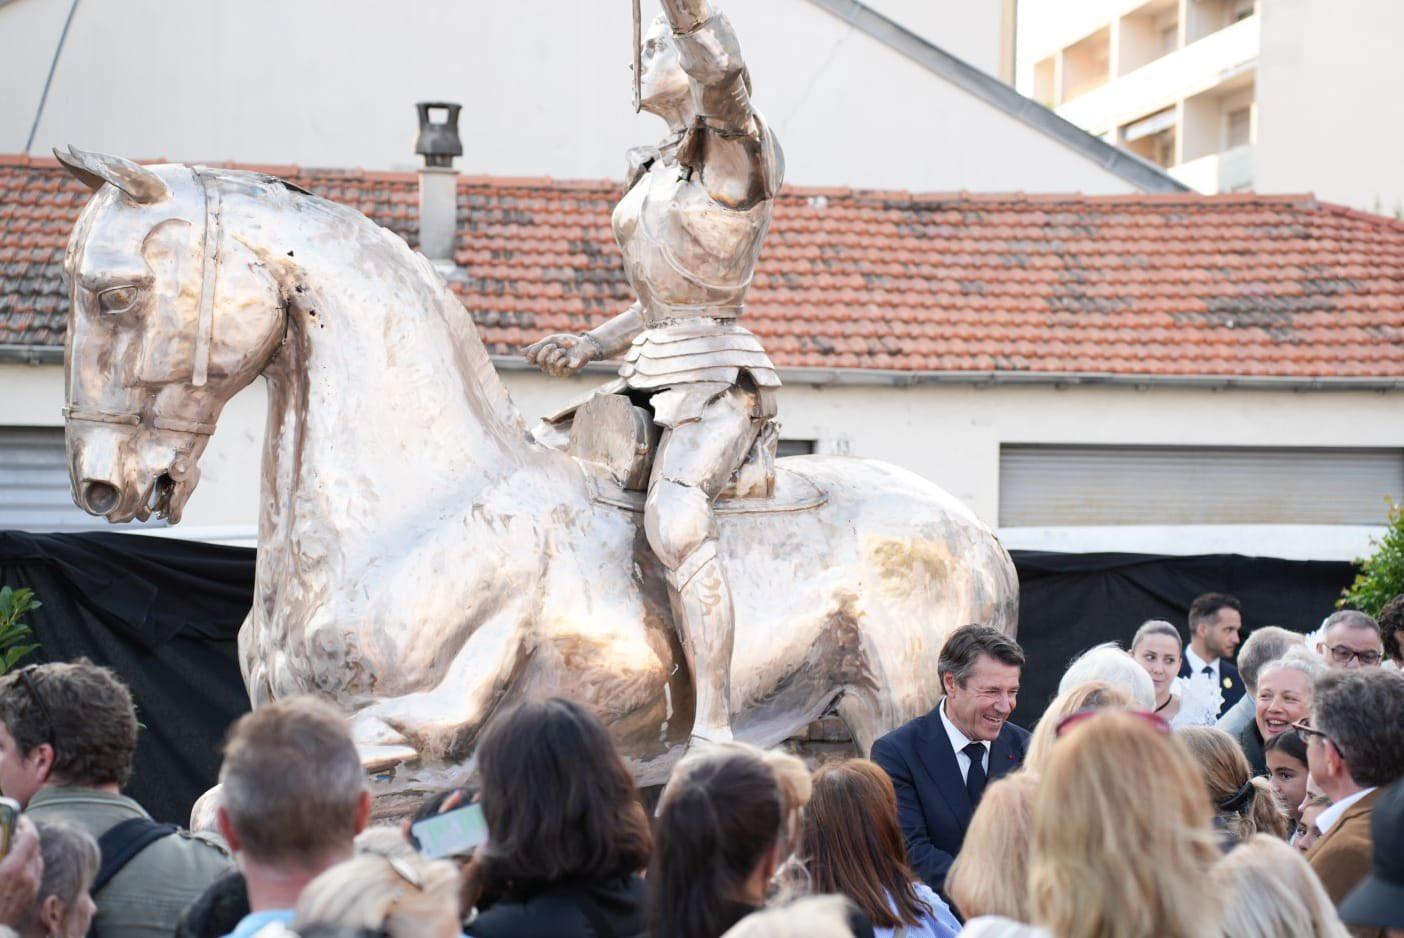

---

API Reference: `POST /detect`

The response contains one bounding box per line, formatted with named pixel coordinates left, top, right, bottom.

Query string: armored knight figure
left=524, top=0, right=783, bottom=742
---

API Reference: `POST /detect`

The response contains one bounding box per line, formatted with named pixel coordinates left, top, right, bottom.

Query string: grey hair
left=1131, top=620, right=1181, bottom=652
left=1256, top=647, right=1325, bottom=689
left=719, top=895, right=858, bottom=938
left=1313, top=668, right=1404, bottom=787
left=1237, top=626, right=1305, bottom=694
left=24, top=819, right=99, bottom=931
left=937, top=624, right=1025, bottom=689
left=1058, top=642, right=1156, bottom=711
left=1321, top=610, right=1382, bottom=638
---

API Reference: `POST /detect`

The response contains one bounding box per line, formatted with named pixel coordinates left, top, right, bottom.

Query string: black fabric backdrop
left=0, top=530, right=1356, bottom=824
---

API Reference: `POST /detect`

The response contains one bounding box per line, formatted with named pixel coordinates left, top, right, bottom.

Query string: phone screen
left=410, top=802, right=489, bottom=859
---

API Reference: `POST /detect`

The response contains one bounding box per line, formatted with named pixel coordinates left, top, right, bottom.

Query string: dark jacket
left=870, top=707, right=1030, bottom=895
left=467, top=875, right=647, bottom=938
left=1179, top=656, right=1245, bottom=718
left=1238, top=720, right=1267, bottom=777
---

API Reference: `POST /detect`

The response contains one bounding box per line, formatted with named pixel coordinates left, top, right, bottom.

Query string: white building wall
left=4, top=361, right=1394, bottom=561
left=0, top=0, right=1138, bottom=194
left=1255, top=0, right=1404, bottom=216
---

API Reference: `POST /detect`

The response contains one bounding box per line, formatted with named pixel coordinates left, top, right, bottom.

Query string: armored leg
left=645, top=386, right=760, bottom=743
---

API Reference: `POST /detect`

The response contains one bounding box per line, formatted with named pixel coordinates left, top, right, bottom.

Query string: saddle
left=533, top=387, right=825, bottom=514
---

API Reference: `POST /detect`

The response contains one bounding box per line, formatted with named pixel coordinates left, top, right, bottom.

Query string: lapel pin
left=1223, top=677, right=1233, bottom=690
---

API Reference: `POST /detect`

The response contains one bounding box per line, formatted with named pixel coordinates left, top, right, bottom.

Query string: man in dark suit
left=870, top=624, right=1030, bottom=897
left=1179, top=592, right=1245, bottom=719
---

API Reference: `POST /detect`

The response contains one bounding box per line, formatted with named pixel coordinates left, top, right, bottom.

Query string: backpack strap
left=93, top=817, right=179, bottom=893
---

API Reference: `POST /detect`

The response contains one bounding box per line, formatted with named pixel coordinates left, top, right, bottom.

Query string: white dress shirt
left=1183, top=645, right=1221, bottom=682
left=1316, top=786, right=1377, bottom=835
left=939, top=698, right=989, bottom=783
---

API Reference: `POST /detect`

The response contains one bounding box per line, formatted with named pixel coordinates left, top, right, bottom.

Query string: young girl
left=1264, top=731, right=1310, bottom=825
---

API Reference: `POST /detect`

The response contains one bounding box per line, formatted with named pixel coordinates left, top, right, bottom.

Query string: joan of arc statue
left=524, top=0, right=782, bottom=743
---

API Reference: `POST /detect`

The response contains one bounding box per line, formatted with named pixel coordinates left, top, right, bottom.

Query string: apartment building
left=1018, top=0, right=1259, bottom=194
left=1017, top=0, right=1404, bottom=214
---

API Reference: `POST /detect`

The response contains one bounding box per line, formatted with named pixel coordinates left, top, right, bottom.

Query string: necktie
left=963, top=741, right=987, bottom=806
left=1202, top=665, right=1214, bottom=678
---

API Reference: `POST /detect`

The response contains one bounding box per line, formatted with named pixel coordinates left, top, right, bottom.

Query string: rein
left=64, top=166, right=224, bottom=437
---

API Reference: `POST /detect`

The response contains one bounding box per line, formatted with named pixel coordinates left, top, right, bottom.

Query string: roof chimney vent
left=415, top=102, right=462, bottom=265
left=414, top=102, right=463, bottom=168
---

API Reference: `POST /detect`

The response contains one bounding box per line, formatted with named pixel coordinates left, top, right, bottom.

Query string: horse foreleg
left=349, top=601, right=531, bottom=770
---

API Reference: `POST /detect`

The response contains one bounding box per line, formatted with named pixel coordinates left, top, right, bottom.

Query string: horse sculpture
left=56, top=147, right=1018, bottom=805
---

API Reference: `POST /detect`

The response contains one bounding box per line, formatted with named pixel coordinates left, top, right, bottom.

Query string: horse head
left=57, top=146, right=287, bottom=523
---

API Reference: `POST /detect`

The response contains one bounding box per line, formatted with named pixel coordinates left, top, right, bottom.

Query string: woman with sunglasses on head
left=962, top=710, right=1222, bottom=938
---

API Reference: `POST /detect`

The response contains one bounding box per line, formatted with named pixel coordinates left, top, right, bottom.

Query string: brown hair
left=475, top=698, right=651, bottom=897
left=219, top=696, right=366, bottom=865
left=937, top=624, right=1025, bottom=689
left=0, top=660, right=138, bottom=788
left=802, top=759, right=930, bottom=928
left=1313, top=668, right=1404, bottom=787
left=946, top=772, right=1038, bottom=921
left=650, top=743, right=802, bottom=938
left=1178, top=726, right=1290, bottom=842
left=1189, top=593, right=1242, bottom=632
left=1031, top=712, right=1222, bottom=938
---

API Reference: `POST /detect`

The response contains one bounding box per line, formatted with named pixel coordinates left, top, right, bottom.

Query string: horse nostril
left=81, top=481, right=120, bottom=514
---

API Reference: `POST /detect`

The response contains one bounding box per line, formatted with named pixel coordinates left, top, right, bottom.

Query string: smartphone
left=0, top=797, right=20, bottom=859
left=410, top=802, right=489, bottom=859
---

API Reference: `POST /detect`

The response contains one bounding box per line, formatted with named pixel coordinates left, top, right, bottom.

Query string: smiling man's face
left=944, top=654, right=1021, bottom=742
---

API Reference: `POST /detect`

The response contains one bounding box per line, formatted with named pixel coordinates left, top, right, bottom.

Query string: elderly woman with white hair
left=1242, top=648, right=1326, bottom=775
left=1057, top=642, right=1156, bottom=711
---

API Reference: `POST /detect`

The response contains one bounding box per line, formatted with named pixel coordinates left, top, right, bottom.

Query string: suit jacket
left=1307, top=788, right=1385, bottom=938
left=870, top=707, right=1031, bottom=895
left=1179, top=656, right=1245, bottom=718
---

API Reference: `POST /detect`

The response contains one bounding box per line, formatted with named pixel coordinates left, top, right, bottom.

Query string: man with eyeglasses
left=1317, top=611, right=1386, bottom=670
left=1294, top=668, right=1404, bottom=938
left=0, top=660, right=232, bottom=938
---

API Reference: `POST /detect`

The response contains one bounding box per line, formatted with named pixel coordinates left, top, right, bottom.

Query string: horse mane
left=222, top=168, right=526, bottom=435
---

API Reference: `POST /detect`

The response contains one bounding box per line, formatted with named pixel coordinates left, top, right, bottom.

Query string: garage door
left=999, top=444, right=1404, bottom=527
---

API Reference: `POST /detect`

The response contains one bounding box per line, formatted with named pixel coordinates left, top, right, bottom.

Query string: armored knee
left=645, top=479, right=715, bottom=574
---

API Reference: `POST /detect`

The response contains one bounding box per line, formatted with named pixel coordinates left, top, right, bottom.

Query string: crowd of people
left=0, top=591, right=1399, bottom=938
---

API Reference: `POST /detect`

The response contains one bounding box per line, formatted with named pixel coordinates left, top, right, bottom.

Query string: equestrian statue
left=56, top=0, right=1017, bottom=807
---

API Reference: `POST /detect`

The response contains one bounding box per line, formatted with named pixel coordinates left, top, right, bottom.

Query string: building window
left=1226, top=106, right=1252, bottom=149
left=0, top=426, right=168, bottom=532
left=998, top=444, right=1404, bottom=527
left=777, top=439, right=816, bottom=458
left=1123, top=108, right=1178, bottom=167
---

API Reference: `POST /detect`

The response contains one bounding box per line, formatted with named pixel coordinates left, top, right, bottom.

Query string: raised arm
left=661, top=1, right=773, bottom=209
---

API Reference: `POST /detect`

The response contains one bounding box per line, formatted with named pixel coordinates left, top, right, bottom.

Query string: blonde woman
left=1214, top=834, right=1351, bottom=938
left=945, top=773, right=1037, bottom=923
left=721, top=895, right=858, bottom=938
left=1179, top=726, right=1291, bottom=843
left=965, top=711, right=1222, bottom=938
left=293, top=853, right=462, bottom=938
left=1021, top=681, right=1132, bottom=774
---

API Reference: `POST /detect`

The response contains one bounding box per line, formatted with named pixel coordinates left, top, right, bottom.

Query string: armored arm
left=581, top=302, right=645, bottom=358
left=662, top=2, right=778, bottom=209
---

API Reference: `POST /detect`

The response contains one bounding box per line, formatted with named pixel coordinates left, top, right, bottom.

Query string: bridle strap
left=62, top=406, right=139, bottom=427
left=191, top=168, right=223, bottom=387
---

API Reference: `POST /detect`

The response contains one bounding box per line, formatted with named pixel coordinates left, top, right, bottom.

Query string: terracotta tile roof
left=4, top=153, right=1403, bottom=378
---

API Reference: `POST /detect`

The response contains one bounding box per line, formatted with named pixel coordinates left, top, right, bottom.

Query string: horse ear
left=53, top=145, right=171, bottom=204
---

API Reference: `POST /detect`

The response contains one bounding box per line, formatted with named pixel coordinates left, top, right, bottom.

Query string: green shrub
left=0, top=586, right=41, bottom=675
left=1340, top=500, right=1404, bottom=617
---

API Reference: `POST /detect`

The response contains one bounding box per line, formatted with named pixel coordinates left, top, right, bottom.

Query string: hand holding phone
left=410, top=802, right=489, bottom=859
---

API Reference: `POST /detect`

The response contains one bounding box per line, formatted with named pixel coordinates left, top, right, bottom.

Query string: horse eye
left=98, top=286, right=140, bottom=314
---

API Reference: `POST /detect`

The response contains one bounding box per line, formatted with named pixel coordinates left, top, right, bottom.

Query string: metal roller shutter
left=999, top=444, right=1404, bottom=527
left=0, top=426, right=165, bottom=532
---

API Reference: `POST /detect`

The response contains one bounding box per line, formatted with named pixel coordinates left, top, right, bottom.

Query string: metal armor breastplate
left=611, top=159, right=771, bottom=327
